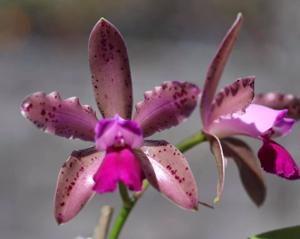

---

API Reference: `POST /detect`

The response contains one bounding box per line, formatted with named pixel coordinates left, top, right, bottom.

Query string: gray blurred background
left=2, top=0, right=300, bottom=238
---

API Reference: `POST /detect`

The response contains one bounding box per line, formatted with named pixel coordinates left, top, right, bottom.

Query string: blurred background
left=1, top=0, right=300, bottom=238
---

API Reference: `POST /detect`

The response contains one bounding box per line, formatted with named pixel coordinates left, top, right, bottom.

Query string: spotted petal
left=254, top=92, right=300, bottom=120
left=134, top=81, right=200, bottom=137
left=137, top=140, right=198, bottom=210
left=200, top=13, right=243, bottom=126
left=54, top=147, right=103, bottom=224
left=222, top=137, right=266, bottom=206
left=207, top=77, right=255, bottom=125
left=207, top=104, right=295, bottom=139
left=21, top=92, right=98, bottom=141
left=258, top=139, right=300, bottom=180
left=206, top=133, right=226, bottom=204
left=89, top=18, right=133, bottom=119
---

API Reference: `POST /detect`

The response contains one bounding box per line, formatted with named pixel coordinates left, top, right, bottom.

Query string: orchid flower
left=199, top=13, right=300, bottom=205
left=21, top=18, right=200, bottom=224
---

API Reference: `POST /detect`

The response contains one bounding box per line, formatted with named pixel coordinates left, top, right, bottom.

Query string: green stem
left=107, top=131, right=206, bottom=239
left=107, top=184, right=133, bottom=239
left=107, top=204, right=132, bottom=239
left=176, top=131, right=206, bottom=152
left=118, top=183, right=133, bottom=208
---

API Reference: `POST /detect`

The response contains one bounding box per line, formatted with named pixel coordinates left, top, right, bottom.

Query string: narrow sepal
left=137, top=140, right=198, bottom=210
left=200, top=13, right=243, bottom=125
left=206, top=133, right=226, bottom=204
left=254, top=92, right=300, bottom=120
left=222, top=137, right=266, bottom=206
left=54, top=147, right=103, bottom=224
left=134, top=81, right=200, bottom=137
left=89, top=18, right=133, bottom=119
left=21, top=92, right=98, bottom=141
left=207, top=76, right=255, bottom=125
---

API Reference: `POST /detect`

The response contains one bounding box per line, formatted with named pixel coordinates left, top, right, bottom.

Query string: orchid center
left=95, top=114, right=144, bottom=151
left=93, top=115, right=144, bottom=193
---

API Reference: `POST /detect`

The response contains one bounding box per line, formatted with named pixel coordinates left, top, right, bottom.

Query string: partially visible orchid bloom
left=199, top=13, right=300, bottom=205
left=21, top=18, right=200, bottom=224
left=253, top=93, right=300, bottom=178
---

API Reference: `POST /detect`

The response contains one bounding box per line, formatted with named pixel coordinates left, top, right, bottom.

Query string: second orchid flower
left=198, top=13, right=300, bottom=205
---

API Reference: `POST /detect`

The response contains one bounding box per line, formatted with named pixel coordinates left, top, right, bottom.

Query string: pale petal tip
left=236, top=13, right=243, bottom=25
left=20, top=94, right=36, bottom=117
left=91, top=17, right=114, bottom=36
left=96, top=17, right=117, bottom=31
left=237, top=12, right=243, bottom=19
left=55, top=213, right=64, bottom=225
left=233, top=12, right=243, bottom=31
left=98, top=17, right=110, bottom=25
left=247, top=75, right=256, bottom=83
left=20, top=101, right=29, bottom=117
left=213, top=196, right=220, bottom=204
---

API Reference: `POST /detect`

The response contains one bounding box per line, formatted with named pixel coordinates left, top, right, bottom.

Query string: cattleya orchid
left=21, top=18, right=201, bottom=224
left=199, top=13, right=300, bottom=204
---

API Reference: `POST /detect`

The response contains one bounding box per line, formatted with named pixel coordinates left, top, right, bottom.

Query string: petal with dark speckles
left=89, top=18, right=133, bottom=119
left=133, top=81, right=200, bottom=137
left=200, top=13, right=243, bottom=126
left=137, top=140, right=198, bottom=210
left=54, top=147, right=103, bottom=224
left=20, top=92, right=98, bottom=141
left=207, top=76, right=255, bottom=125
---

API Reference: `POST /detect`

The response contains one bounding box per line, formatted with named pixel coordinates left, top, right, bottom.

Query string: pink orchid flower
left=21, top=18, right=200, bottom=224
left=199, top=13, right=300, bottom=205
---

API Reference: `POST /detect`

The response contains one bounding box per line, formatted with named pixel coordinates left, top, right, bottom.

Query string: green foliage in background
left=250, top=225, right=300, bottom=239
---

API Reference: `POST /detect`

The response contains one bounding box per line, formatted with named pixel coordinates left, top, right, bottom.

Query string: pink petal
left=200, top=13, right=243, bottom=126
left=89, top=18, right=133, bottom=119
left=95, top=115, right=143, bottom=150
left=54, top=147, right=103, bottom=224
left=254, top=92, right=300, bottom=120
left=137, top=140, right=198, bottom=210
left=207, top=77, right=255, bottom=125
left=206, top=133, right=226, bottom=204
left=133, top=81, right=200, bottom=137
left=258, top=140, right=300, bottom=180
left=207, top=104, right=295, bottom=139
left=222, top=137, right=266, bottom=206
left=21, top=92, right=98, bottom=141
left=93, top=148, right=143, bottom=193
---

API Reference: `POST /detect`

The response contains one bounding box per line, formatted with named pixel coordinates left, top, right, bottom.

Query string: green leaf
left=249, top=225, right=300, bottom=239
